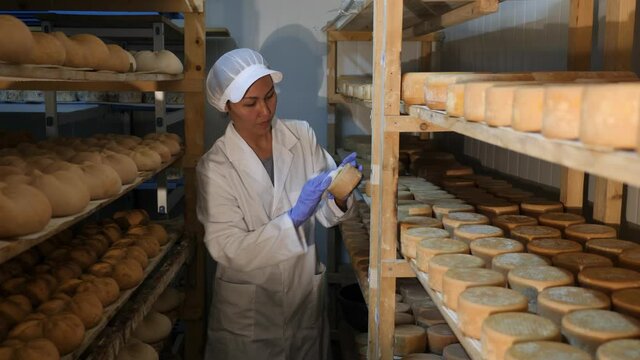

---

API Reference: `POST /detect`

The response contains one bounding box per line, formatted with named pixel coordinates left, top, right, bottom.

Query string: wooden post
left=560, top=167, right=585, bottom=212
left=369, top=0, right=402, bottom=358
left=327, top=35, right=338, bottom=154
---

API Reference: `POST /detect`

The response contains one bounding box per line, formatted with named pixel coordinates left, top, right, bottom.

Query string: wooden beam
left=384, top=115, right=449, bottom=133
left=328, top=30, right=373, bottom=41
left=381, top=259, right=416, bottom=278
left=3, top=0, right=204, bottom=13
left=560, top=168, right=585, bottom=211
left=568, top=0, right=595, bottom=71
left=402, top=0, right=499, bottom=38
left=604, top=0, right=637, bottom=71
left=594, top=177, right=624, bottom=225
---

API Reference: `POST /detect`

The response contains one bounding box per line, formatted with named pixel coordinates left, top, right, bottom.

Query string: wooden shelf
left=409, top=259, right=482, bottom=360
left=339, top=223, right=369, bottom=307
left=61, top=218, right=185, bottom=360
left=0, top=153, right=182, bottom=264
left=1, top=0, right=203, bottom=13
left=406, top=105, right=640, bottom=188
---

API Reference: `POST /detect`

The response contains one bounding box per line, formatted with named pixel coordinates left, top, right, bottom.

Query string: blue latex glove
left=288, top=171, right=332, bottom=227
left=328, top=152, right=363, bottom=201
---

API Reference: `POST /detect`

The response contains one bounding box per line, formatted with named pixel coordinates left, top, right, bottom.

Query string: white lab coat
left=196, top=118, right=356, bottom=360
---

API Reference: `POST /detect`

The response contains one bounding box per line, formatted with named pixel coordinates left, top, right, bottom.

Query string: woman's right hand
left=288, top=171, right=332, bottom=227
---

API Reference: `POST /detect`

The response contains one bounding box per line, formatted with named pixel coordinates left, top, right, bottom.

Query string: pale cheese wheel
left=442, top=268, right=505, bottom=311
left=446, top=83, right=466, bottom=117
left=79, top=163, right=122, bottom=200
left=485, top=84, right=532, bottom=127
left=511, top=226, right=562, bottom=245
left=401, top=227, right=450, bottom=259
left=0, top=16, right=34, bottom=64
left=116, top=338, right=158, bottom=360
left=0, top=182, right=52, bottom=238
left=532, top=71, right=637, bottom=81
left=432, top=203, right=474, bottom=220
left=453, top=224, right=504, bottom=245
left=411, top=299, right=437, bottom=316
left=29, top=170, right=90, bottom=217
left=512, top=86, right=547, bottom=132
left=476, top=200, right=520, bottom=218
left=394, top=324, right=427, bottom=356
left=520, top=200, right=564, bottom=218
left=442, top=343, right=470, bottom=360
left=611, top=288, right=640, bottom=319
left=415, top=238, right=469, bottom=273
left=495, top=189, right=535, bottom=203
left=398, top=203, right=432, bottom=217
left=101, top=151, right=139, bottom=185
left=507, top=266, right=574, bottom=312
left=538, top=212, right=586, bottom=231
left=492, top=253, right=550, bottom=277
left=492, top=215, right=538, bottom=237
left=464, top=81, right=533, bottom=122
left=561, top=309, right=640, bottom=354
left=395, top=302, right=411, bottom=313
left=427, top=324, right=457, bottom=355
left=505, top=341, right=591, bottom=360
left=27, top=32, right=65, bottom=66
left=619, top=248, right=640, bottom=271
left=97, top=44, right=131, bottom=73
left=565, top=224, right=617, bottom=245
left=481, top=312, right=560, bottom=360
left=442, top=212, right=489, bottom=236
left=395, top=312, right=415, bottom=325
left=580, top=83, right=640, bottom=149
left=458, top=286, right=528, bottom=339
left=401, top=72, right=462, bottom=106
left=596, top=339, right=640, bottom=360
left=527, top=238, right=583, bottom=259
left=135, top=50, right=183, bottom=74
left=585, top=239, right=640, bottom=262
left=541, top=83, right=588, bottom=140
left=537, top=286, right=611, bottom=327
left=469, top=237, right=524, bottom=266
left=578, top=267, right=640, bottom=294
left=132, top=311, right=172, bottom=344
left=400, top=216, right=443, bottom=232
left=328, top=164, right=362, bottom=200
left=401, top=285, right=430, bottom=305
left=428, top=254, right=485, bottom=292
left=552, top=252, right=613, bottom=275
left=128, top=146, right=162, bottom=171
left=398, top=190, right=415, bottom=200
left=415, top=307, right=446, bottom=329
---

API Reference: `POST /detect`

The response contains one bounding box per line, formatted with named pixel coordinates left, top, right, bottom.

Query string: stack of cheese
left=336, top=75, right=373, bottom=100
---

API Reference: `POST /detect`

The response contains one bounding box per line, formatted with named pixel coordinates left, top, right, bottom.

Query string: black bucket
left=337, top=283, right=368, bottom=332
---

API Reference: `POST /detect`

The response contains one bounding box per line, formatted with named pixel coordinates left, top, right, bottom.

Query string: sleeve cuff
left=328, top=195, right=354, bottom=218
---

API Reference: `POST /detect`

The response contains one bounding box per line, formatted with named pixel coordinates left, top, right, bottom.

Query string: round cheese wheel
left=491, top=253, right=549, bottom=276
left=28, top=170, right=90, bottom=217
left=527, top=238, right=583, bottom=259
left=565, top=224, right=617, bottom=245
left=327, top=164, right=362, bottom=200
left=411, top=299, right=437, bottom=318
left=443, top=343, right=470, bottom=360
left=414, top=237, right=466, bottom=269
left=132, top=311, right=172, bottom=344
left=453, top=224, right=504, bottom=245
left=404, top=354, right=443, bottom=360
left=393, top=325, right=427, bottom=356
left=619, top=248, right=640, bottom=271
left=428, top=254, right=485, bottom=292
left=400, top=216, right=443, bottom=233
left=396, top=312, right=413, bottom=325
left=0, top=339, right=60, bottom=360
left=116, top=338, right=158, bottom=360
left=442, top=212, right=489, bottom=236
left=442, top=268, right=505, bottom=311
left=510, top=226, right=562, bottom=245
left=492, top=215, right=538, bottom=236
left=562, top=309, right=640, bottom=354
left=101, top=151, right=139, bottom=185
left=469, top=237, right=524, bottom=266
left=97, top=44, right=130, bottom=72
left=415, top=308, right=446, bottom=329
left=537, top=286, right=611, bottom=327
left=611, top=288, right=640, bottom=319
left=476, top=200, right=520, bottom=218
left=538, top=212, right=585, bottom=231
left=458, top=286, right=529, bottom=339
left=0, top=182, right=52, bottom=238
left=481, top=312, right=560, bottom=360
left=505, top=341, right=591, bottom=360
left=578, top=267, right=640, bottom=294
left=0, top=16, right=34, bottom=64
left=520, top=200, right=564, bottom=218
left=427, top=324, right=457, bottom=355
left=507, top=266, right=574, bottom=312
left=27, top=32, right=66, bottom=66
left=398, top=203, right=432, bottom=217
left=128, top=146, right=162, bottom=171
left=79, top=163, right=122, bottom=200
left=140, top=140, right=171, bottom=163
left=9, top=312, right=85, bottom=355
left=395, top=302, right=411, bottom=313
left=135, top=50, right=183, bottom=74
left=398, top=190, right=415, bottom=200
left=401, top=227, right=450, bottom=259
left=552, top=252, right=613, bottom=275
left=432, top=203, right=474, bottom=220
left=596, top=339, right=640, bottom=360
left=441, top=176, right=475, bottom=188
left=585, top=239, right=640, bottom=262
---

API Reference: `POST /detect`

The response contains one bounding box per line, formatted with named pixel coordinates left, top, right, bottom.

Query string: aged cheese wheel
left=537, top=286, right=610, bottom=327
left=400, top=217, right=442, bottom=233
left=505, top=341, right=591, bottom=360
left=0, top=182, right=52, bottom=238
left=115, top=338, right=158, bottom=360
left=404, top=354, right=443, bottom=360
left=596, top=339, right=640, bottom=360
left=398, top=190, right=415, bottom=200
left=140, top=140, right=171, bottom=163
left=51, top=32, right=90, bottom=69
left=553, top=252, right=613, bottom=275
left=464, top=81, right=533, bottom=122
left=520, top=200, right=564, bottom=218
left=611, top=288, right=640, bottom=319
left=79, top=163, right=122, bottom=200
left=495, top=189, right=535, bottom=203
left=442, top=212, right=489, bottom=236
left=428, top=254, right=485, bottom=292
left=393, top=324, right=427, bottom=356
left=507, top=266, right=573, bottom=312
left=510, top=226, right=562, bottom=245
left=481, top=312, right=560, bottom=360
left=458, top=286, right=527, bottom=339
left=446, top=83, right=466, bottom=117
left=27, top=32, right=65, bottom=66
left=328, top=164, right=362, bottom=200
left=0, top=339, right=60, bottom=360
left=133, top=311, right=172, bottom=344
left=415, top=238, right=469, bottom=272
left=401, top=72, right=448, bottom=106
left=585, top=239, right=640, bottom=262
left=101, top=151, right=139, bottom=185
left=442, top=343, right=470, bottom=360
left=432, top=203, right=474, bottom=220
left=475, top=200, right=519, bottom=218
left=580, top=83, right=640, bottom=149
left=28, top=170, right=90, bottom=217
left=442, top=268, right=505, bottom=311
left=541, top=83, right=588, bottom=140
left=423, top=73, right=490, bottom=110
left=135, top=50, right=183, bottom=74
left=441, top=177, right=475, bottom=188
left=512, top=86, right=547, bottom=132
left=578, top=267, right=640, bottom=294
left=398, top=203, right=432, bottom=217
left=491, top=253, right=549, bottom=277
left=427, top=324, right=457, bottom=355
left=485, top=84, right=532, bottom=127
left=395, top=302, right=411, bottom=313
left=97, top=44, right=130, bottom=72
left=415, top=307, right=446, bottom=329
left=401, top=227, right=450, bottom=259
left=453, top=224, right=503, bottom=245
left=128, top=146, right=162, bottom=171
left=9, top=312, right=85, bottom=355
left=396, top=312, right=414, bottom=325
left=562, top=309, right=640, bottom=354
left=492, top=215, right=538, bottom=237
left=537, top=212, right=585, bottom=231
left=469, top=237, right=524, bottom=266
left=0, top=16, right=34, bottom=64
left=619, top=248, right=640, bottom=271
left=527, top=238, right=583, bottom=259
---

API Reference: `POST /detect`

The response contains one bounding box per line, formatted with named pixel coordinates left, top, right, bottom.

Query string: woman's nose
left=257, top=100, right=271, bottom=117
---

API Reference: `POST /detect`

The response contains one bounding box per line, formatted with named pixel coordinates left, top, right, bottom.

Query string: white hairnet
left=206, top=48, right=283, bottom=112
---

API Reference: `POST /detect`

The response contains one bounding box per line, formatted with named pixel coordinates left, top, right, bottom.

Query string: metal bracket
left=44, top=92, right=58, bottom=138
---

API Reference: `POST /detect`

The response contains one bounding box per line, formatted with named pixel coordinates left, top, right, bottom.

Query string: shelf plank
left=339, top=223, right=369, bottom=307
left=408, top=105, right=640, bottom=188
left=0, top=64, right=183, bottom=82
left=409, top=260, right=482, bottom=360
left=1, top=0, right=203, bottom=13
left=0, top=153, right=182, bottom=264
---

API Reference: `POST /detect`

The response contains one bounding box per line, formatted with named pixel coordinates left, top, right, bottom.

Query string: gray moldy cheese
left=595, top=339, right=640, bottom=360
left=552, top=252, right=614, bottom=275
left=507, top=265, right=574, bottom=312
left=470, top=237, right=525, bottom=266
left=491, top=253, right=550, bottom=276
left=453, top=224, right=504, bottom=245
left=527, top=238, right=583, bottom=259
left=537, top=286, right=611, bottom=327
left=457, top=286, right=528, bottom=339
left=416, top=238, right=469, bottom=273
left=491, top=215, right=538, bottom=237
left=442, top=267, right=506, bottom=311
left=442, top=212, right=490, bottom=236
left=428, top=254, right=485, bottom=292
left=561, top=309, right=640, bottom=355
left=427, top=324, right=458, bottom=355
left=401, top=227, right=451, bottom=259
left=504, top=341, right=592, bottom=360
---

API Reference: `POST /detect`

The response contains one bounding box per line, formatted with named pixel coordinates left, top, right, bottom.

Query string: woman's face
left=227, top=75, right=277, bottom=138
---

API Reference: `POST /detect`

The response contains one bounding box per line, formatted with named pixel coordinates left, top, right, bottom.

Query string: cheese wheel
left=132, top=311, right=172, bottom=344
left=442, top=343, right=470, bottom=360
left=394, top=325, right=427, bottom=356
left=492, top=215, right=538, bottom=236
left=520, top=200, right=564, bottom=218
left=27, top=32, right=66, bottom=66
left=415, top=239, right=469, bottom=272
left=505, top=341, right=591, bottom=360
left=596, top=339, right=640, bottom=360
left=398, top=191, right=415, bottom=201
left=401, top=72, right=464, bottom=106
left=537, top=286, right=611, bottom=327
left=441, top=177, right=475, bottom=188
left=328, top=164, right=362, bottom=200
left=411, top=299, right=437, bottom=316
left=427, top=324, right=457, bottom=355
left=507, top=266, right=574, bottom=312
left=453, top=224, right=504, bottom=245
left=398, top=203, right=433, bottom=217
left=464, top=81, right=533, bottom=122
left=552, top=252, right=613, bottom=275
left=541, top=84, right=589, bottom=140
left=580, top=83, right=640, bottom=149
left=495, top=189, right=535, bottom=203
left=492, top=253, right=550, bottom=277
left=396, top=302, right=411, bottom=313
left=585, top=239, right=640, bottom=262
left=538, top=212, right=586, bottom=231
left=619, top=248, right=640, bottom=271
left=482, top=312, right=560, bottom=360
left=0, top=182, right=52, bottom=238
left=532, top=71, right=637, bottom=81
left=527, top=238, right=583, bottom=259
left=432, top=203, right=474, bottom=221
left=442, top=212, right=489, bottom=236
left=402, top=286, right=431, bottom=305
left=578, top=266, right=640, bottom=294
left=135, top=50, right=183, bottom=74
left=116, top=338, right=158, bottom=360
left=428, top=254, right=485, bottom=292
left=415, top=308, right=446, bottom=329
left=470, top=237, right=524, bottom=266
left=476, top=200, right=519, bottom=218
left=512, top=86, right=546, bottom=132
left=611, top=288, right=640, bottom=319
left=562, top=309, right=640, bottom=354
left=485, top=84, right=530, bottom=127
left=423, top=73, right=491, bottom=110
left=402, top=227, right=451, bottom=259
left=446, top=83, right=466, bottom=117
left=511, top=226, right=562, bottom=245
left=395, top=312, right=415, bottom=325
left=400, top=217, right=443, bottom=232
left=442, top=268, right=505, bottom=310
left=458, top=286, right=528, bottom=339
left=0, top=16, right=34, bottom=64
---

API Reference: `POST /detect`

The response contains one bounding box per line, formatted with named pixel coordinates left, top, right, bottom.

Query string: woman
left=197, top=48, right=359, bottom=360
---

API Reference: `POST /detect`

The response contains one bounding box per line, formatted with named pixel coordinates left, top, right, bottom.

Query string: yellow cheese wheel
left=562, top=309, right=640, bottom=354
left=485, top=84, right=531, bottom=127
left=532, top=71, right=637, bottom=81
left=541, top=83, right=588, bottom=140
left=428, top=254, right=485, bottom=292
left=476, top=200, right=520, bottom=218
left=470, top=237, right=524, bottom=266
left=505, top=341, right=592, bottom=360
left=415, top=238, right=468, bottom=272
left=464, top=81, right=533, bottom=122
left=400, top=216, right=443, bottom=232
left=442, top=212, right=489, bottom=236
left=507, top=266, right=574, bottom=312
left=453, top=224, right=504, bottom=245
left=393, top=325, right=427, bottom=356
left=492, top=215, right=538, bottom=237
left=427, top=324, right=457, bottom=355
left=395, top=312, right=414, bottom=325
left=512, top=86, right=546, bottom=132
left=611, top=288, right=640, bottom=319
left=619, top=248, right=640, bottom=271
left=401, top=227, right=450, bottom=259
left=446, top=83, right=466, bottom=117
left=537, top=286, right=610, bottom=327
left=537, top=212, right=586, bottom=231
left=527, top=238, right=583, bottom=259
left=432, top=203, right=474, bottom=220
left=553, top=252, right=613, bottom=275
left=578, top=267, right=640, bottom=294
left=415, top=307, right=446, bottom=329
left=585, top=239, right=640, bottom=262
left=458, top=287, right=528, bottom=340
left=0, top=15, right=34, bottom=64
left=327, top=164, right=362, bottom=200
left=596, top=339, right=640, bottom=360
left=510, top=226, right=562, bottom=245
left=492, top=253, right=550, bottom=277
left=27, top=32, right=66, bottom=66
left=424, top=73, right=492, bottom=110
left=398, top=203, right=432, bottom=217
left=400, top=72, right=463, bottom=106
left=442, top=268, right=505, bottom=311
left=520, top=200, right=564, bottom=218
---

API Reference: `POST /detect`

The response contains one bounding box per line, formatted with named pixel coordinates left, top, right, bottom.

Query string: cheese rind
left=399, top=216, right=443, bottom=232
left=542, top=84, right=588, bottom=140
left=611, top=288, right=640, bottom=319
left=596, top=339, right=640, bottom=360
left=585, top=239, right=640, bottom=262
left=508, top=266, right=574, bottom=309
left=552, top=252, right=614, bottom=275
left=446, top=83, right=466, bottom=117
left=492, top=253, right=550, bottom=276
left=512, top=86, right=546, bottom=132
left=470, top=237, right=524, bottom=266
left=527, top=238, right=583, bottom=259
left=415, top=238, right=469, bottom=273
left=562, top=309, right=640, bottom=354
left=538, top=212, right=586, bottom=231
left=442, top=212, right=490, bottom=236
left=432, top=203, right=475, bottom=220
left=428, top=254, right=485, bottom=292
left=485, top=84, right=524, bottom=127
left=442, top=267, right=505, bottom=311
left=565, top=224, right=617, bottom=245
left=464, top=81, right=533, bottom=122
left=427, top=324, right=458, bottom=355
left=510, top=225, right=562, bottom=245
left=393, top=324, right=427, bottom=356
left=520, top=200, right=564, bottom=218
left=453, top=224, right=504, bottom=245
left=577, top=267, right=640, bottom=294
left=619, top=248, right=640, bottom=271
left=401, top=227, right=451, bottom=259
left=458, top=286, right=528, bottom=339
left=505, top=341, right=592, bottom=360
left=537, top=286, right=611, bottom=327
left=492, top=215, right=538, bottom=236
